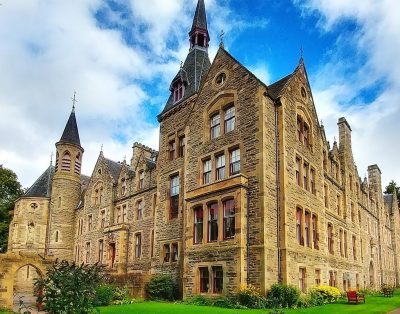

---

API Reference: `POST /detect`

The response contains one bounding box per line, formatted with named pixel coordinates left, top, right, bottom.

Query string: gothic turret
left=47, top=104, right=84, bottom=260
left=158, top=0, right=211, bottom=121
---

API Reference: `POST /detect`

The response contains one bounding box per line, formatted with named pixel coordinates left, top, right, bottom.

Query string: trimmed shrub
left=310, top=285, right=341, bottom=304
left=93, top=284, right=115, bottom=306
left=236, top=284, right=266, bottom=309
left=266, top=284, right=300, bottom=308
left=146, top=274, right=179, bottom=301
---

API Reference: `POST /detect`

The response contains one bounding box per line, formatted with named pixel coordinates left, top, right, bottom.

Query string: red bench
left=347, top=291, right=365, bottom=304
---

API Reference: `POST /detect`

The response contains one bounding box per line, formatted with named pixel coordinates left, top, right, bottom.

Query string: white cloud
left=295, top=0, right=400, bottom=186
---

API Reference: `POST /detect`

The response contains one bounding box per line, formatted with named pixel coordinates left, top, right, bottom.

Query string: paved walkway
left=387, top=309, right=400, bottom=314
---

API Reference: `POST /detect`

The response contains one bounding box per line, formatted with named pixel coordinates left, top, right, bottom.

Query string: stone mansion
left=1, top=0, right=400, bottom=304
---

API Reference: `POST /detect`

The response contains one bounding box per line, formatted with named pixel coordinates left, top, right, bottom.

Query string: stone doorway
left=13, top=264, right=43, bottom=313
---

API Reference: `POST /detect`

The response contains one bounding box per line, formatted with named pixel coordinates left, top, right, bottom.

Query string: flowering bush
left=310, top=285, right=341, bottom=304
left=236, top=284, right=266, bottom=309
left=266, top=284, right=300, bottom=308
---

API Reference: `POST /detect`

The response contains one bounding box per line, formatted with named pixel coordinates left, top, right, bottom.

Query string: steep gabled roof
left=104, top=158, right=123, bottom=182
left=24, top=165, right=54, bottom=198
left=384, top=194, right=394, bottom=208
left=190, top=0, right=208, bottom=33
left=268, top=73, right=294, bottom=99
left=59, top=109, right=81, bottom=146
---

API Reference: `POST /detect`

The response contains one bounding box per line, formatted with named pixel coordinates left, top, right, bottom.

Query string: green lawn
left=99, top=293, right=400, bottom=314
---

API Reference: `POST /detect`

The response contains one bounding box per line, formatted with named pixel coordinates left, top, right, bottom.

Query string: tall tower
left=47, top=105, right=84, bottom=260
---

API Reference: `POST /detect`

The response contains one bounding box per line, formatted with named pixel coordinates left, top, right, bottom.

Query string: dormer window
left=173, top=81, right=184, bottom=103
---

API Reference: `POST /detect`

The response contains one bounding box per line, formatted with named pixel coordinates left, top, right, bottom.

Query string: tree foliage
left=384, top=180, right=400, bottom=196
left=0, top=165, right=23, bottom=252
left=34, top=260, right=105, bottom=314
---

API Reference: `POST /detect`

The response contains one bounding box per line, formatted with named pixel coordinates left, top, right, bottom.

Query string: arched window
left=61, top=151, right=71, bottom=171
left=74, top=153, right=81, bottom=175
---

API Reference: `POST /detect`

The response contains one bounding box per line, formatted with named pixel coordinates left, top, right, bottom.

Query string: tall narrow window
left=296, top=207, right=303, bottom=245
left=151, top=230, right=154, bottom=257
left=61, top=152, right=71, bottom=171
left=303, top=162, right=309, bottom=190
left=100, top=210, right=105, bottom=228
left=139, top=171, right=144, bottom=189
left=210, top=114, right=221, bottom=139
left=75, top=153, right=81, bottom=175
left=171, top=243, right=178, bottom=262
left=297, top=116, right=302, bottom=142
left=199, top=267, right=210, bottom=293
left=85, top=242, right=91, bottom=263
left=169, top=140, right=176, bottom=161
left=315, top=269, right=321, bottom=286
left=121, top=178, right=126, bottom=196
left=327, top=223, right=334, bottom=254
left=352, top=235, right=357, bottom=260
left=98, top=240, right=104, bottom=264
left=299, top=268, right=306, bottom=292
left=324, top=184, right=329, bottom=207
left=173, top=81, right=184, bottom=103
left=216, top=155, right=225, bottom=180
left=303, top=123, right=309, bottom=147
left=194, top=207, right=204, bottom=244
left=312, top=214, right=318, bottom=249
left=224, top=106, right=235, bottom=133
left=344, top=230, right=348, bottom=258
left=163, top=244, right=170, bottom=262
left=116, top=207, right=121, bottom=224
left=305, top=211, right=311, bottom=247
left=310, top=168, right=316, bottom=194
left=122, top=205, right=127, bottom=222
left=296, top=157, right=301, bottom=186
left=351, top=203, right=355, bottom=222
left=213, top=266, right=224, bottom=293
left=223, top=199, right=235, bottom=239
left=55, top=231, right=59, bottom=243
left=339, top=229, right=344, bottom=257
left=336, top=194, right=341, bottom=216
left=208, top=203, right=218, bottom=242
left=135, top=233, right=142, bottom=258
left=88, top=214, right=93, bottom=231
left=203, top=159, right=212, bottom=184
left=170, top=175, right=180, bottom=219
left=178, top=135, right=185, bottom=157
left=230, top=148, right=240, bottom=175
left=137, top=201, right=143, bottom=220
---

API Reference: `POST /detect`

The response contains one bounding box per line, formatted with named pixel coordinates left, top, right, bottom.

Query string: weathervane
left=300, top=46, right=304, bottom=59
left=219, top=29, right=225, bottom=48
left=71, top=91, right=78, bottom=111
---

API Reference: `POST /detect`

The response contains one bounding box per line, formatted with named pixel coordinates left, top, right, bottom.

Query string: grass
left=98, top=292, right=400, bottom=314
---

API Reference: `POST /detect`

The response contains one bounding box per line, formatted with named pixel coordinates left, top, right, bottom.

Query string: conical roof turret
left=58, top=108, right=81, bottom=147
left=190, top=0, right=208, bottom=33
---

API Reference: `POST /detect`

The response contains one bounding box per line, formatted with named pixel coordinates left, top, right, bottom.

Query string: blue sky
left=0, top=0, right=399, bottom=188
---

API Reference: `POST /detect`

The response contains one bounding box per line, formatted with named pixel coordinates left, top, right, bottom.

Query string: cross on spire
left=300, top=46, right=304, bottom=59
left=219, top=29, right=225, bottom=48
left=71, top=91, right=78, bottom=111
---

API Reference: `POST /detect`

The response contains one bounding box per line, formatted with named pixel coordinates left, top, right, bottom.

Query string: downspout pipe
left=274, top=97, right=283, bottom=284
left=246, top=187, right=250, bottom=285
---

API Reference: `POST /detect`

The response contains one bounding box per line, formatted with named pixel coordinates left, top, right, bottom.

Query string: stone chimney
left=337, top=117, right=352, bottom=154
left=368, top=164, right=382, bottom=196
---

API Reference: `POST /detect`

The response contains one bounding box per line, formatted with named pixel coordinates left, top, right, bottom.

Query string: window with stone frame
left=98, top=240, right=104, bottom=264
left=178, top=135, right=185, bottom=157
left=351, top=202, right=355, bottom=222
left=135, top=233, right=142, bottom=258
left=310, top=168, right=316, bottom=194
left=163, top=243, right=170, bottom=262
left=339, top=229, right=344, bottom=257
left=296, top=157, right=301, bottom=186
left=137, top=201, right=143, bottom=220
left=296, top=207, right=303, bottom=245
left=139, top=171, right=144, bottom=189
left=212, top=266, right=223, bottom=293
left=324, top=184, right=329, bottom=208
left=224, top=105, right=235, bottom=133
left=312, top=214, right=319, bottom=249
left=299, top=267, right=306, bottom=292
left=352, top=235, right=357, bottom=260
left=122, top=205, right=127, bottom=222
left=121, top=177, right=126, bottom=196
left=336, top=194, right=341, bottom=216
left=305, top=211, right=311, bottom=247
left=61, top=151, right=71, bottom=171
left=210, top=113, right=221, bottom=139
left=203, top=159, right=212, bottom=184
left=223, top=199, right=235, bottom=239
left=194, top=207, right=204, bottom=244
left=315, top=269, right=321, bottom=286
left=327, top=223, right=334, bottom=254
left=329, top=270, right=337, bottom=287
left=344, top=230, right=348, bottom=258
left=303, top=162, right=309, bottom=191
left=116, top=206, right=121, bottom=224
left=216, top=154, right=225, bottom=180
left=171, top=243, right=178, bottom=262
left=208, top=203, right=219, bottom=242
left=173, top=81, right=184, bottom=103
left=170, top=175, right=180, bottom=219
left=230, top=148, right=240, bottom=175
left=85, top=242, right=91, bottom=263
left=199, top=267, right=210, bottom=293
left=168, top=140, right=176, bottom=161
left=296, top=115, right=312, bottom=149
left=88, top=214, right=93, bottom=231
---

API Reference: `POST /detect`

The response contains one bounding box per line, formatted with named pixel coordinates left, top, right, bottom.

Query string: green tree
left=0, top=165, right=23, bottom=252
left=384, top=180, right=400, bottom=196
left=34, top=260, right=105, bottom=314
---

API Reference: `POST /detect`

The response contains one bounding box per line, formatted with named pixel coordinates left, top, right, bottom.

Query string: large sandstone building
left=1, top=0, right=400, bottom=306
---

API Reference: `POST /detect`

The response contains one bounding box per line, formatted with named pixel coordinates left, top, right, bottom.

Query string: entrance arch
left=13, top=264, right=42, bottom=310
left=369, top=261, right=375, bottom=288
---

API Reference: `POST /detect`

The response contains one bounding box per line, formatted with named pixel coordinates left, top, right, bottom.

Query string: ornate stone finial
left=180, top=61, right=183, bottom=69
left=219, top=29, right=225, bottom=48
left=71, top=91, right=78, bottom=111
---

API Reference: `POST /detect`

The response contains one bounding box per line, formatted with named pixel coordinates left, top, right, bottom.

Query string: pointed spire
left=59, top=107, right=81, bottom=146
left=189, top=0, right=210, bottom=50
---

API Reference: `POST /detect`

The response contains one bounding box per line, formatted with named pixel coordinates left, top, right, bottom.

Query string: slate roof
left=24, top=166, right=55, bottom=198
left=158, top=48, right=211, bottom=119
left=190, top=0, right=208, bottom=33
left=268, top=73, right=294, bottom=99
left=104, top=158, right=122, bottom=182
left=59, top=109, right=81, bottom=146
left=384, top=194, right=394, bottom=207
